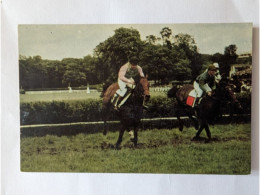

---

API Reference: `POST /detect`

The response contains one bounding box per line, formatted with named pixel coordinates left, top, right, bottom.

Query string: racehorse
left=102, top=75, right=150, bottom=149
left=167, top=80, right=242, bottom=142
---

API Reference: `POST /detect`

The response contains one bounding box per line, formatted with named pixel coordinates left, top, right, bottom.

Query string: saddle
left=176, top=85, right=197, bottom=107
left=111, top=86, right=134, bottom=108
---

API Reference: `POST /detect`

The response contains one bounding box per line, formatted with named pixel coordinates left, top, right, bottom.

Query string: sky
left=18, top=23, right=252, bottom=60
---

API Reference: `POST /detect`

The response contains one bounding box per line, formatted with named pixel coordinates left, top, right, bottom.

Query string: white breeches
left=193, top=81, right=211, bottom=98
left=116, top=79, right=135, bottom=97
left=215, top=72, right=222, bottom=83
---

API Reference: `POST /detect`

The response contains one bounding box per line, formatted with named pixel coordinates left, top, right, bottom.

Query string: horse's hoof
left=103, top=131, right=107, bottom=136
left=191, top=136, right=200, bottom=141
left=179, top=127, right=183, bottom=132
left=115, top=145, right=121, bottom=150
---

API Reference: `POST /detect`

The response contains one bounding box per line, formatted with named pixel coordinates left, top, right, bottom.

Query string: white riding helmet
left=213, top=63, right=219, bottom=69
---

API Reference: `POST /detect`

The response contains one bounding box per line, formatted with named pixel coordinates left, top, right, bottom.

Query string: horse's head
left=215, top=80, right=243, bottom=112
left=140, top=76, right=150, bottom=102
left=133, top=75, right=150, bottom=102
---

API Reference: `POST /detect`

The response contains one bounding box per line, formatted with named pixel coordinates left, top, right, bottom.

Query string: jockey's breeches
left=193, top=81, right=211, bottom=97
left=116, top=79, right=128, bottom=97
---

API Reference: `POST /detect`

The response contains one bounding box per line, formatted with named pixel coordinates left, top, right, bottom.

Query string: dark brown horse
left=102, top=75, right=150, bottom=149
left=168, top=80, right=242, bottom=142
left=167, top=84, right=199, bottom=131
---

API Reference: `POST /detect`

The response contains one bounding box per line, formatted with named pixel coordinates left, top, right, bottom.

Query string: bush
left=20, top=94, right=251, bottom=125
left=20, top=99, right=103, bottom=125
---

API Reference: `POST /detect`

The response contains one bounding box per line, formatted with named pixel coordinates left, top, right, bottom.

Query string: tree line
left=19, top=27, right=251, bottom=90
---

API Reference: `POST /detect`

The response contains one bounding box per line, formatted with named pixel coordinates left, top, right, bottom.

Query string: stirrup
left=142, top=104, right=148, bottom=110
left=114, top=106, right=120, bottom=111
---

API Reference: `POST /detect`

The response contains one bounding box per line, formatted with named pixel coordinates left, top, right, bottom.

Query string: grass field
left=21, top=123, right=251, bottom=174
left=20, top=90, right=167, bottom=103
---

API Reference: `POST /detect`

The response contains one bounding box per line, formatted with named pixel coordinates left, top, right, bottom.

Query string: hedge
left=20, top=95, right=251, bottom=125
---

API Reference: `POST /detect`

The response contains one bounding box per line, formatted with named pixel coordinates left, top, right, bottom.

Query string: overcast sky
left=18, top=23, right=252, bottom=60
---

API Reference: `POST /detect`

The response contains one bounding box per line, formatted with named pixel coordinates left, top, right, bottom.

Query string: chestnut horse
left=102, top=75, right=150, bottom=149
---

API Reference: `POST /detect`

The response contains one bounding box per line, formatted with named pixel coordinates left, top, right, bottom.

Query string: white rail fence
left=20, top=114, right=246, bottom=129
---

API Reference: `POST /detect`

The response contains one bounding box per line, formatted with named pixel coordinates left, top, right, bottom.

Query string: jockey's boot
left=142, top=103, right=149, bottom=110
left=193, top=97, right=201, bottom=108
left=113, top=95, right=123, bottom=111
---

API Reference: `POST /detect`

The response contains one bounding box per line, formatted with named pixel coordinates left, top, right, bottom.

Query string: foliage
left=221, top=44, right=238, bottom=76
left=20, top=99, right=103, bottom=125
left=160, top=27, right=173, bottom=48
left=20, top=93, right=251, bottom=125
left=94, top=27, right=144, bottom=84
left=173, top=33, right=202, bottom=79
left=19, top=28, right=248, bottom=90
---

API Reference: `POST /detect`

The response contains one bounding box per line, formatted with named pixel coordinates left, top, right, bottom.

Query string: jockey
left=113, top=56, right=145, bottom=110
left=193, top=64, right=217, bottom=107
left=212, top=62, right=222, bottom=83
left=203, top=62, right=221, bottom=90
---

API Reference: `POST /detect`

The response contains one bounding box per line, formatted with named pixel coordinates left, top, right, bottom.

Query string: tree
left=82, top=55, right=99, bottom=84
left=62, top=70, right=86, bottom=87
left=145, top=35, right=161, bottom=45
left=19, top=55, right=47, bottom=89
left=173, top=33, right=201, bottom=79
left=160, top=27, right=173, bottom=49
left=61, top=58, right=87, bottom=87
left=211, top=52, right=223, bottom=63
left=140, top=43, right=179, bottom=84
left=173, top=58, right=192, bottom=82
left=222, top=44, right=238, bottom=76
left=94, top=27, right=144, bottom=84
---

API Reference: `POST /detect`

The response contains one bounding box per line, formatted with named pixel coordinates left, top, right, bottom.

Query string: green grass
left=21, top=124, right=251, bottom=174
left=20, top=91, right=167, bottom=103
left=20, top=92, right=101, bottom=103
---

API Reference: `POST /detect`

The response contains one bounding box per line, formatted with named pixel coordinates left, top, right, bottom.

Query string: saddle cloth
left=186, top=89, right=197, bottom=107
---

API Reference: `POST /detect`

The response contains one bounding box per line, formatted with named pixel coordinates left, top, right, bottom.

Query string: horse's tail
left=102, top=83, right=119, bottom=135
left=167, top=85, right=179, bottom=98
left=100, top=82, right=113, bottom=98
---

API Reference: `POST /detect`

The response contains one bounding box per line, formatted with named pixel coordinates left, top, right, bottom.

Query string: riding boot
left=142, top=104, right=148, bottom=110
left=193, top=97, right=201, bottom=108
left=114, top=95, right=123, bottom=111
left=142, top=101, right=149, bottom=110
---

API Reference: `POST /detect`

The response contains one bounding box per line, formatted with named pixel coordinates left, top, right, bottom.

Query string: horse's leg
left=131, top=124, right=138, bottom=147
left=126, top=126, right=134, bottom=139
left=102, top=106, right=108, bottom=135
left=194, top=125, right=204, bottom=139
left=175, top=104, right=184, bottom=131
left=192, top=119, right=205, bottom=140
left=115, top=123, right=125, bottom=149
left=204, top=123, right=211, bottom=142
left=185, top=110, right=199, bottom=130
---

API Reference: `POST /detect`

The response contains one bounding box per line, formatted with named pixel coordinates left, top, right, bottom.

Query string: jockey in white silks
left=193, top=64, right=217, bottom=107
left=113, top=56, right=145, bottom=110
